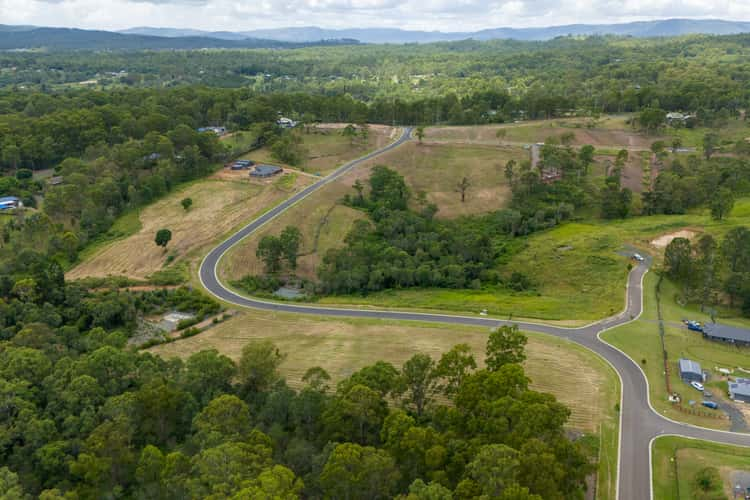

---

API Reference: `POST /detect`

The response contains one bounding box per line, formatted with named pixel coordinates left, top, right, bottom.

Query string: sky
left=1, top=0, right=750, bottom=32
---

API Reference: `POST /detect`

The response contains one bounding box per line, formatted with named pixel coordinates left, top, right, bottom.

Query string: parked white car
left=633, top=253, right=645, bottom=262
left=691, top=381, right=705, bottom=392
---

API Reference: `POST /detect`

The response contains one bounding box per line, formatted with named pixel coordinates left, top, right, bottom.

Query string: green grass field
left=668, top=119, right=749, bottom=149
left=321, top=198, right=750, bottom=321
left=652, top=436, right=750, bottom=500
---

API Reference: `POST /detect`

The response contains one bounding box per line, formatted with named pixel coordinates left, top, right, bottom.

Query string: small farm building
left=678, top=358, right=704, bottom=383
left=250, top=165, right=283, bottom=178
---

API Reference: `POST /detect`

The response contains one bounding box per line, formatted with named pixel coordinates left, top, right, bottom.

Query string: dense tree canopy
left=0, top=255, right=593, bottom=498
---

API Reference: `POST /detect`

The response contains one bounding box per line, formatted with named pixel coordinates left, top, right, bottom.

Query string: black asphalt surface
left=199, top=127, right=750, bottom=500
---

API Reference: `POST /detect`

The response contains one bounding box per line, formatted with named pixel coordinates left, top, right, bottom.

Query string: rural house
left=678, top=358, right=704, bottom=383
left=276, top=117, right=298, bottom=128
left=729, top=378, right=750, bottom=403
left=666, top=112, right=695, bottom=126
left=702, top=323, right=750, bottom=347
left=250, top=165, right=283, bottom=178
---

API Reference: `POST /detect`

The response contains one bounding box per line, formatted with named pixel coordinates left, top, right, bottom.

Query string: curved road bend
left=200, top=127, right=750, bottom=500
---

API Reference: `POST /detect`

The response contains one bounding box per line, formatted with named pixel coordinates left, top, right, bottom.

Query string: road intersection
left=199, top=127, right=750, bottom=500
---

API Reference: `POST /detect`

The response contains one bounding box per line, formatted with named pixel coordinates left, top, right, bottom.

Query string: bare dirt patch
left=148, top=311, right=613, bottom=432
left=650, top=230, right=699, bottom=249
left=69, top=175, right=313, bottom=281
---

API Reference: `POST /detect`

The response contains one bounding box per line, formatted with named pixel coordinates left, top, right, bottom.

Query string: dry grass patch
left=358, top=141, right=525, bottom=218
left=148, top=310, right=615, bottom=433
left=219, top=174, right=361, bottom=282
left=69, top=174, right=312, bottom=281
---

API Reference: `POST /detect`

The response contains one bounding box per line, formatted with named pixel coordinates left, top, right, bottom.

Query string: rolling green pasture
left=322, top=198, right=750, bottom=321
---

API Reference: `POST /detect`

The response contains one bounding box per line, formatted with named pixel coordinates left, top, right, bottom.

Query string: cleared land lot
left=652, top=436, right=750, bottom=499
left=426, top=119, right=664, bottom=149
left=69, top=172, right=312, bottom=281
left=241, top=124, right=397, bottom=175
left=358, top=141, right=526, bottom=218
left=148, top=309, right=618, bottom=434
left=220, top=141, right=525, bottom=282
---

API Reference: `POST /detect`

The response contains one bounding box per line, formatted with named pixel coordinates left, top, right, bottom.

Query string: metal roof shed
left=678, top=358, right=703, bottom=383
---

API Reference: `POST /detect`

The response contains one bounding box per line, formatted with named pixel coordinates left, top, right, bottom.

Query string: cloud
left=2, top=0, right=750, bottom=32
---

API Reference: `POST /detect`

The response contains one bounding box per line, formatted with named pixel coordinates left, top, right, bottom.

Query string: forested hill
left=0, top=25, right=358, bottom=50
left=128, top=18, right=750, bottom=44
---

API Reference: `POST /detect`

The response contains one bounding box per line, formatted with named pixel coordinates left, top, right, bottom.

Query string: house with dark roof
left=678, top=358, right=704, bottom=383
left=729, top=378, right=750, bottom=403
left=702, top=323, right=750, bottom=347
left=229, top=159, right=255, bottom=170
left=250, top=165, right=283, bottom=178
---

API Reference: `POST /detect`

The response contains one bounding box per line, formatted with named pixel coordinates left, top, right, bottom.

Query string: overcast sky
left=1, top=0, right=750, bottom=32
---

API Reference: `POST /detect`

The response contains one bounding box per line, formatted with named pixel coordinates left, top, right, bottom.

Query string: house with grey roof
left=678, top=358, right=704, bottom=383
left=702, top=323, right=750, bottom=347
left=250, top=165, right=283, bottom=178
left=729, top=378, right=750, bottom=403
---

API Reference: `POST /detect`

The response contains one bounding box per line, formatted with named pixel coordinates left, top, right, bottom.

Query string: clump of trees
left=316, top=164, right=577, bottom=295
left=601, top=149, right=633, bottom=219
left=506, top=138, right=592, bottom=220
left=663, top=228, right=750, bottom=316
left=642, top=150, right=749, bottom=218
left=155, top=228, right=172, bottom=249
left=271, top=132, right=308, bottom=166
left=256, top=225, right=302, bottom=274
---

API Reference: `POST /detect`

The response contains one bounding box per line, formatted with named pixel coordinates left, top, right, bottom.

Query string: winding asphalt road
left=200, top=128, right=750, bottom=500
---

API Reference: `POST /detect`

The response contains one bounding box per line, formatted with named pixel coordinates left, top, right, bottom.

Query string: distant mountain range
left=1, top=18, right=750, bottom=50
left=0, top=25, right=356, bottom=50
left=123, top=19, right=750, bottom=44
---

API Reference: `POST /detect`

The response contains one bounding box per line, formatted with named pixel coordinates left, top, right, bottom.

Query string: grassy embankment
left=320, top=198, right=750, bottom=321
left=652, top=436, right=750, bottom=500
left=69, top=164, right=313, bottom=284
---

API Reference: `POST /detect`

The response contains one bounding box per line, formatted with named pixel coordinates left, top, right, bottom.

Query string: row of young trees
left=0, top=249, right=593, bottom=498
left=663, top=227, right=750, bottom=316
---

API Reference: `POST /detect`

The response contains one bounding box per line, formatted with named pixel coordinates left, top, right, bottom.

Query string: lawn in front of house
left=652, top=436, right=750, bottom=500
